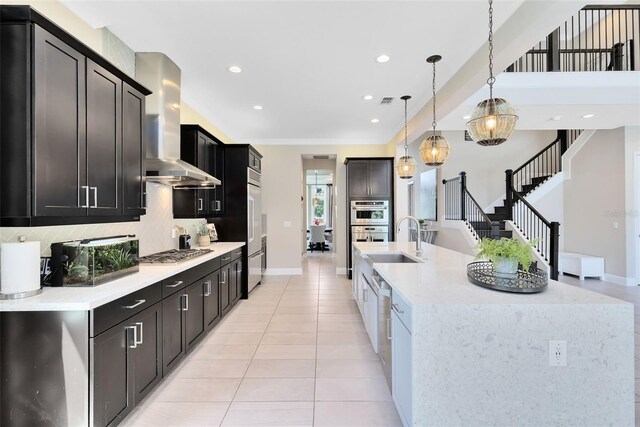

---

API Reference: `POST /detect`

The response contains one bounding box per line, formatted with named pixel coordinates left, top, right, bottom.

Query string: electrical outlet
left=171, top=228, right=176, bottom=239
left=549, top=340, right=567, bottom=367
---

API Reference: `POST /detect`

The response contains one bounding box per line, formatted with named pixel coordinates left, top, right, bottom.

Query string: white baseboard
left=263, top=268, right=303, bottom=276
left=336, top=267, right=347, bottom=275
left=603, top=274, right=637, bottom=287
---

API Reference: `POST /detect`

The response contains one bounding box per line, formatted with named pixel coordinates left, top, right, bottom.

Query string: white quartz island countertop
left=0, top=242, right=244, bottom=312
left=353, top=242, right=635, bottom=426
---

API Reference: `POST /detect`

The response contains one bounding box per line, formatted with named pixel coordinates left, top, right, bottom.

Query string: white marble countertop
left=0, top=242, right=244, bottom=312
left=354, top=242, right=627, bottom=307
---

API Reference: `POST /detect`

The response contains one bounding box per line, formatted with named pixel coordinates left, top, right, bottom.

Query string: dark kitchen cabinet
left=173, top=125, right=225, bottom=218
left=32, top=25, right=87, bottom=218
left=204, top=271, right=221, bottom=330
left=92, top=303, right=162, bottom=427
left=86, top=59, right=121, bottom=216
left=234, top=258, right=243, bottom=304
left=345, top=158, right=393, bottom=199
left=220, top=264, right=231, bottom=315
left=162, top=290, right=186, bottom=376
left=122, top=83, right=147, bottom=216
left=185, top=280, right=205, bottom=352
left=0, top=7, right=151, bottom=226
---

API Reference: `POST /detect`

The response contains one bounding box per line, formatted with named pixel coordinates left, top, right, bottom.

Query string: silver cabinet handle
left=182, top=294, right=189, bottom=311
left=221, top=271, right=226, bottom=284
left=234, top=251, right=242, bottom=256
left=91, top=187, right=98, bottom=208
left=198, top=198, right=203, bottom=211
left=237, top=264, right=242, bottom=274
left=387, top=317, right=392, bottom=340
left=125, top=325, right=137, bottom=349
left=204, top=280, right=212, bottom=296
left=215, top=200, right=221, bottom=211
left=222, top=256, right=231, bottom=261
left=391, top=303, right=404, bottom=314
left=123, top=299, right=146, bottom=309
left=135, top=321, right=143, bottom=345
left=81, top=185, right=89, bottom=208
left=167, top=280, right=183, bottom=288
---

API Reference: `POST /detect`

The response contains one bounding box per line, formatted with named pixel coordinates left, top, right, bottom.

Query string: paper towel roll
left=0, top=241, right=41, bottom=297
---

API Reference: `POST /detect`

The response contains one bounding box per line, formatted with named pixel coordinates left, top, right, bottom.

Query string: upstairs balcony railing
left=507, top=5, right=639, bottom=73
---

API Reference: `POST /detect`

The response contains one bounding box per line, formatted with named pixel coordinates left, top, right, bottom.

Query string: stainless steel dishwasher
left=372, top=268, right=392, bottom=389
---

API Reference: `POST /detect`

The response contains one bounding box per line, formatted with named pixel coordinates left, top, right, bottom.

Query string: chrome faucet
left=396, top=216, right=423, bottom=257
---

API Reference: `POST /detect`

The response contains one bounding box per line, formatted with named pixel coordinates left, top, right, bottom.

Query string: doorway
left=301, top=156, right=337, bottom=255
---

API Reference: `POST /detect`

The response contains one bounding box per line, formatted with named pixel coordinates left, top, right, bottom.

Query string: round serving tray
left=467, top=261, right=548, bottom=293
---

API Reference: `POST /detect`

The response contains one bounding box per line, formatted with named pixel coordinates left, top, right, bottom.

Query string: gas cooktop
left=138, top=249, right=213, bottom=264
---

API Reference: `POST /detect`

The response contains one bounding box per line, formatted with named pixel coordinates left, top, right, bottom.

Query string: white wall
left=564, top=128, right=629, bottom=280
left=624, top=126, right=640, bottom=284
left=255, top=144, right=389, bottom=274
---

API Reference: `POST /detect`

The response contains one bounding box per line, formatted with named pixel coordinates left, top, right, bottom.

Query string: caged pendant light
left=395, top=95, right=417, bottom=179
left=419, top=55, right=450, bottom=167
left=466, top=0, right=518, bottom=146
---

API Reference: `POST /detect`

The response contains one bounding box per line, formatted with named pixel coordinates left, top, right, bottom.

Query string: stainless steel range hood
left=135, top=53, right=221, bottom=187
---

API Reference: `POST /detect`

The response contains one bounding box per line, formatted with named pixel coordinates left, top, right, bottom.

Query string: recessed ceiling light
left=582, top=114, right=594, bottom=118
left=462, top=115, right=471, bottom=120
left=371, top=118, right=380, bottom=123
left=550, top=116, right=562, bottom=121
left=362, top=95, right=374, bottom=101
left=228, top=65, right=242, bottom=73
left=376, top=55, right=390, bottom=63
left=253, top=105, right=263, bottom=110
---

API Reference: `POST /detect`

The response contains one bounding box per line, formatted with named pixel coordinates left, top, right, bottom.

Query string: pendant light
left=466, top=0, right=518, bottom=146
left=395, top=95, right=417, bottom=179
left=419, top=55, right=450, bottom=167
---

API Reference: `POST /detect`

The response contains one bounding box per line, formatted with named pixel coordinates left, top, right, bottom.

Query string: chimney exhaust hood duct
left=135, top=53, right=221, bottom=187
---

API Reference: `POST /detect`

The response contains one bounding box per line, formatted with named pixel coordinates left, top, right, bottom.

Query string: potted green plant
left=475, top=237, right=537, bottom=277
left=195, top=223, right=210, bottom=247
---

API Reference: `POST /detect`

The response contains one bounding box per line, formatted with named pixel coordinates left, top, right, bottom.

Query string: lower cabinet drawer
left=92, top=283, right=161, bottom=337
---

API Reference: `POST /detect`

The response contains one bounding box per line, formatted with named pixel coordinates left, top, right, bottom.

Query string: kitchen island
left=353, top=242, right=634, bottom=426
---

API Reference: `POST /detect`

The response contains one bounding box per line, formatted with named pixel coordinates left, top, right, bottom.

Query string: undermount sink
left=366, top=253, right=420, bottom=264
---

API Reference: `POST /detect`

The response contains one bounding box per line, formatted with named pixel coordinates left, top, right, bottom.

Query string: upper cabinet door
left=122, top=82, right=146, bottom=216
left=347, top=160, right=369, bottom=198
left=368, top=160, right=392, bottom=198
left=86, top=59, right=122, bottom=216
left=33, top=25, right=87, bottom=217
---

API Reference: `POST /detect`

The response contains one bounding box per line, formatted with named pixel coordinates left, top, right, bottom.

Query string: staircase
left=443, top=130, right=583, bottom=280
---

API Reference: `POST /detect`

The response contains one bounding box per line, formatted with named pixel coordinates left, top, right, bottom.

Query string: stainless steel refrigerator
left=247, top=169, right=262, bottom=292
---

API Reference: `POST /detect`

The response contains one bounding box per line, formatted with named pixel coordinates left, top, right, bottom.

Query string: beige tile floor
left=123, top=252, right=402, bottom=427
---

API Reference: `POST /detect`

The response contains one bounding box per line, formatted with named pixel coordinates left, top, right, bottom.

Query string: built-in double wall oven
left=350, top=200, right=390, bottom=243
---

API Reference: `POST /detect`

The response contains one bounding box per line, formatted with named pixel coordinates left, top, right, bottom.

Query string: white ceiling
left=62, top=0, right=637, bottom=145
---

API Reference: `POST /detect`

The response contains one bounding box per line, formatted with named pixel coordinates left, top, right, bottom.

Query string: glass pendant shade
left=419, top=134, right=450, bottom=166
left=466, top=98, right=518, bottom=146
left=395, top=155, right=417, bottom=179
left=395, top=94, right=416, bottom=179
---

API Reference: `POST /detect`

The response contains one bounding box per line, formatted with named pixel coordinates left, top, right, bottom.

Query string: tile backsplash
left=0, top=183, right=204, bottom=257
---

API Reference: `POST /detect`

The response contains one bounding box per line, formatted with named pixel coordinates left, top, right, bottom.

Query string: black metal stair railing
left=443, top=172, right=501, bottom=241
left=510, top=129, right=582, bottom=195
left=510, top=190, right=560, bottom=280
left=507, top=5, right=639, bottom=73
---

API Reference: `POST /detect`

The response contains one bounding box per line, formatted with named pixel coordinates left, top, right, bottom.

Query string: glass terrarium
left=62, top=236, right=139, bottom=286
